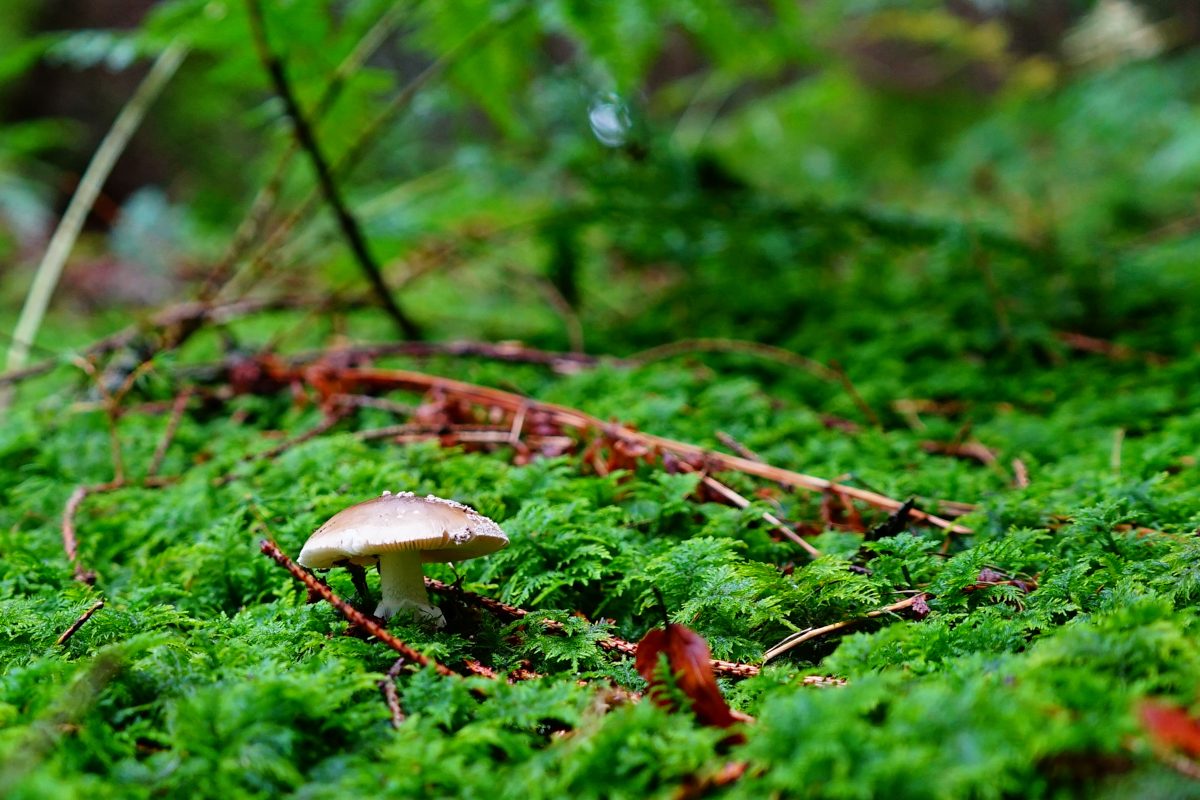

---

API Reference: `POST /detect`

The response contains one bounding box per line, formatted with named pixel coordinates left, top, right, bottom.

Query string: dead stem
left=717, top=431, right=796, bottom=497
left=378, top=657, right=407, bottom=728
left=259, top=540, right=455, bottom=676
left=827, top=358, right=882, bottom=429
left=60, top=476, right=179, bottom=584
left=221, top=6, right=527, bottom=306
left=669, top=457, right=821, bottom=558
left=148, top=389, right=192, bottom=477
left=762, top=593, right=930, bottom=662
left=55, top=599, right=105, bottom=646
left=304, top=340, right=600, bottom=371
left=62, top=482, right=121, bottom=583
left=1055, top=331, right=1168, bottom=366
left=338, top=367, right=973, bottom=533
left=423, top=578, right=767, bottom=679
left=245, top=0, right=421, bottom=340
left=1012, top=458, right=1030, bottom=489
left=628, top=338, right=837, bottom=381
left=199, top=3, right=405, bottom=298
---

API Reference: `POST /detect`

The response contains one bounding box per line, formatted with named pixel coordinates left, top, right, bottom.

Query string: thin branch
left=56, top=600, right=105, bottom=646
left=338, top=367, right=973, bottom=532
left=378, top=657, right=406, bottom=728
left=148, top=389, right=192, bottom=477
left=259, top=539, right=454, bottom=676
left=717, top=430, right=791, bottom=492
left=1055, top=330, right=1168, bottom=366
left=215, top=4, right=530, bottom=303
left=0, top=334, right=601, bottom=390
left=62, top=482, right=121, bottom=584
left=60, top=477, right=177, bottom=584
left=251, top=412, right=344, bottom=461
left=332, top=4, right=530, bottom=181
left=244, top=0, right=421, bottom=340
left=700, top=474, right=822, bottom=558
left=2, top=40, right=189, bottom=397
left=668, top=457, right=820, bottom=558
left=762, top=594, right=928, bottom=662
left=310, top=340, right=601, bottom=371
left=423, top=578, right=764, bottom=679
left=827, top=358, right=882, bottom=429
left=715, top=431, right=764, bottom=463
left=1012, top=458, right=1030, bottom=489
left=199, top=2, right=406, bottom=297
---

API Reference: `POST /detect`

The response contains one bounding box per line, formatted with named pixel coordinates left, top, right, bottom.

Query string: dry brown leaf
left=635, top=623, right=749, bottom=732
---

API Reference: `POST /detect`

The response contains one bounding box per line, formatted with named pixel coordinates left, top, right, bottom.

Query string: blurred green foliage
left=6, top=0, right=1200, bottom=797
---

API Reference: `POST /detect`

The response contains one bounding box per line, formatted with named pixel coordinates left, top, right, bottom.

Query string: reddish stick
left=148, top=389, right=192, bottom=476
left=62, top=482, right=121, bottom=583
left=56, top=599, right=105, bottom=646
left=339, top=368, right=971, bottom=533
left=425, top=578, right=763, bottom=679
left=260, top=540, right=454, bottom=677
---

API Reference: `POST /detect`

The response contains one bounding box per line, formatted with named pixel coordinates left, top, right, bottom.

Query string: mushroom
left=298, top=491, right=508, bottom=627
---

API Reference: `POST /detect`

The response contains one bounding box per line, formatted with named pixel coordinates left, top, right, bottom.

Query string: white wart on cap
left=298, top=491, right=508, bottom=626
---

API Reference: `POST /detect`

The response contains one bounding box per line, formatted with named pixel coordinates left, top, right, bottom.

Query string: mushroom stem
left=376, top=550, right=444, bottom=627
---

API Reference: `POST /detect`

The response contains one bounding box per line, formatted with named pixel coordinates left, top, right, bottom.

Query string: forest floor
left=5, top=301, right=1200, bottom=799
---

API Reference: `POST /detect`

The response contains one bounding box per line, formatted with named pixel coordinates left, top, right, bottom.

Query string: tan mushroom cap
left=297, top=491, right=508, bottom=569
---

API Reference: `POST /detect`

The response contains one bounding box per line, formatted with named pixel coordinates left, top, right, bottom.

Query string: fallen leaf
left=636, top=623, right=746, bottom=730
left=1141, top=701, right=1200, bottom=758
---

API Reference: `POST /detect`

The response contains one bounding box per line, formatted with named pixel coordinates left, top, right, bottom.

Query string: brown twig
left=60, top=476, right=178, bottom=584
left=259, top=539, right=455, bottom=676
left=699, top=474, right=821, bottom=558
left=257, top=413, right=344, bottom=460
left=1055, top=331, right=1168, bottom=366
left=148, top=389, right=192, bottom=477
left=62, top=482, right=121, bottom=583
left=423, top=578, right=765, bottom=679
left=669, top=458, right=821, bottom=558
left=827, top=358, right=882, bottom=429
left=762, top=593, right=929, bottom=662
left=1012, top=458, right=1030, bottom=489
left=245, top=0, right=421, bottom=340
left=378, top=657, right=407, bottom=728
left=295, top=340, right=602, bottom=371
left=356, top=422, right=574, bottom=454
left=337, top=367, right=973, bottom=533
left=220, top=360, right=970, bottom=530
left=921, top=439, right=999, bottom=466
left=715, top=431, right=764, bottom=464
left=55, top=599, right=105, bottom=646
left=199, top=3, right=405, bottom=297
left=717, top=430, right=792, bottom=494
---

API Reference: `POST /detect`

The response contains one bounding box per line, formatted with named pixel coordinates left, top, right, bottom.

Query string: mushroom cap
left=297, top=492, right=508, bottom=569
